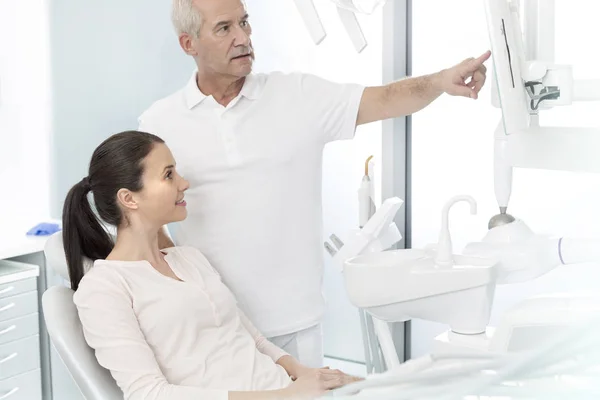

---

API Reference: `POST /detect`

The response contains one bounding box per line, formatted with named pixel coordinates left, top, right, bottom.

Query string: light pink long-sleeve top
left=73, top=246, right=292, bottom=400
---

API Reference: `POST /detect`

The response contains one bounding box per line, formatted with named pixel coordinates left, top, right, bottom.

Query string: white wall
left=48, top=0, right=193, bottom=218
left=0, top=0, right=52, bottom=227
left=247, top=0, right=384, bottom=362
left=410, top=0, right=600, bottom=358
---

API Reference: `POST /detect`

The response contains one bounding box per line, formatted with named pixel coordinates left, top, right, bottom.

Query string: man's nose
left=233, top=25, right=250, bottom=47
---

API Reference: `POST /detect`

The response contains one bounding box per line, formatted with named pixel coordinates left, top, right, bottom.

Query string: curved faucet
left=436, top=195, right=478, bottom=267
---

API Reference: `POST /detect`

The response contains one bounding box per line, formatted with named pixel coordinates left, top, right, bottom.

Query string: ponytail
left=62, top=177, right=113, bottom=290
left=61, top=131, right=165, bottom=290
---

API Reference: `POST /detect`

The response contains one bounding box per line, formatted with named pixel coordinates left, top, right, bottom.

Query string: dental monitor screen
left=484, top=0, right=530, bottom=135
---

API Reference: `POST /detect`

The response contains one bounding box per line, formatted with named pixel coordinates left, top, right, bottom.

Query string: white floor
left=323, top=357, right=367, bottom=378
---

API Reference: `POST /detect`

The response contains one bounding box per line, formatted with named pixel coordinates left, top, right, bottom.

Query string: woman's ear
left=116, top=188, right=139, bottom=211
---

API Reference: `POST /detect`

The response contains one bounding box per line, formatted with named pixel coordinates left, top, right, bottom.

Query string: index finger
left=472, top=50, right=492, bottom=67
left=463, top=50, right=491, bottom=74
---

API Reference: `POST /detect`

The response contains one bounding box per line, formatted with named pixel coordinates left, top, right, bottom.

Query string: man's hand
left=436, top=50, right=491, bottom=100
left=357, top=50, right=492, bottom=125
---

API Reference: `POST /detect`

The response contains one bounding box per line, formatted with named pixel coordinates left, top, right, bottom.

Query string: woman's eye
left=166, top=171, right=172, bottom=179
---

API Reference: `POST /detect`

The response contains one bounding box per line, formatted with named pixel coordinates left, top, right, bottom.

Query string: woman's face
left=133, top=143, right=189, bottom=226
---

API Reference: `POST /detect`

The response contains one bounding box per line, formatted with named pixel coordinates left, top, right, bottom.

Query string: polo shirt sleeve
left=295, top=73, right=365, bottom=144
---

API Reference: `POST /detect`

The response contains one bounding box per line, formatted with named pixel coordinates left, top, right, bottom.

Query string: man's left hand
left=437, top=50, right=492, bottom=100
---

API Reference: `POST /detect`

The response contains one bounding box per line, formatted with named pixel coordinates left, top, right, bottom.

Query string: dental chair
left=42, top=232, right=123, bottom=400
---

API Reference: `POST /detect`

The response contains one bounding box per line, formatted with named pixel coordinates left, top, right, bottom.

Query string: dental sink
left=342, top=196, right=499, bottom=335
left=343, top=249, right=497, bottom=334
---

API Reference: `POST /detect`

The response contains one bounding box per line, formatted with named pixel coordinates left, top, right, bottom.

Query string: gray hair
left=171, top=0, right=203, bottom=37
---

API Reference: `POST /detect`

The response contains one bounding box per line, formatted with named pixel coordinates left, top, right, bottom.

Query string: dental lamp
left=292, top=0, right=387, bottom=53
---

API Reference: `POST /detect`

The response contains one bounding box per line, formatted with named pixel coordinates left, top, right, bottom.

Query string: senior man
left=139, top=0, right=490, bottom=368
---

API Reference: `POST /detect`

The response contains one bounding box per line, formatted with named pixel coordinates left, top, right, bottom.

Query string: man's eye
left=241, top=20, right=248, bottom=27
left=166, top=171, right=172, bottom=179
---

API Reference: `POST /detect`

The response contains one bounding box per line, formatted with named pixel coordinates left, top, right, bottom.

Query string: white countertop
left=0, top=218, right=60, bottom=260
left=0, top=259, right=40, bottom=284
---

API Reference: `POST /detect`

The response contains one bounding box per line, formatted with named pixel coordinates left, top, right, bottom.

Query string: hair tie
left=81, top=176, right=92, bottom=191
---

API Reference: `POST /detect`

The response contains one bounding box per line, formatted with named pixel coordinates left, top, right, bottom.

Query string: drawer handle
left=0, top=287, right=14, bottom=296
left=0, top=325, right=15, bottom=336
left=0, top=388, right=18, bottom=399
left=0, top=353, right=17, bottom=365
left=0, top=303, right=15, bottom=313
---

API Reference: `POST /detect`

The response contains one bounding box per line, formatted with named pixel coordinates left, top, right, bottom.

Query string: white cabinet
left=0, top=261, right=42, bottom=400
left=0, top=370, right=42, bottom=400
left=8, top=250, right=85, bottom=400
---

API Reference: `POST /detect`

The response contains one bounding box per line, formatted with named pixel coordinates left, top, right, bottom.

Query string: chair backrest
left=42, top=232, right=123, bottom=400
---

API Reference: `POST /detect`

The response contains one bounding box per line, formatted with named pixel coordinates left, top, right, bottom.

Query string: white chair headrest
left=44, top=232, right=94, bottom=283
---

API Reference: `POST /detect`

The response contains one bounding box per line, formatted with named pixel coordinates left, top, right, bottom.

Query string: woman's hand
left=282, top=368, right=362, bottom=399
left=290, top=365, right=357, bottom=381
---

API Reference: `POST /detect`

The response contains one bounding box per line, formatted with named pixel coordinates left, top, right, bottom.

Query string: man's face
left=187, top=0, right=254, bottom=79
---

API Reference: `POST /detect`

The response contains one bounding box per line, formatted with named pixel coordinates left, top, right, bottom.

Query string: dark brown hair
left=62, top=130, right=165, bottom=290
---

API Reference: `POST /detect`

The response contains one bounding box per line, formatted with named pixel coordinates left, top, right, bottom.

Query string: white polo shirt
left=138, top=71, right=364, bottom=337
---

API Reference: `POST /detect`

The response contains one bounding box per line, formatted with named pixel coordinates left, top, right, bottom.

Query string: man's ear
left=179, top=33, right=199, bottom=56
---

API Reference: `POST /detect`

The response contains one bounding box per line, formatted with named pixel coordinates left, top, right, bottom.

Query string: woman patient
left=63, top=131, right=359, bottom=400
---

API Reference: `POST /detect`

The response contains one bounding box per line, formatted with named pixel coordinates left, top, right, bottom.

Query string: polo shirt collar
left=183, top=71, right=262, bottom=110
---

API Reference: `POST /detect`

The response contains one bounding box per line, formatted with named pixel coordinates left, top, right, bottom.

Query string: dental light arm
left=292, top=0, right=326, bottom=45
left=293, top=0, right=387, bottom=53
left=336, top=6, right=367, bottom=53
left=331, top=1, right=386, bottom=53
